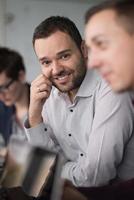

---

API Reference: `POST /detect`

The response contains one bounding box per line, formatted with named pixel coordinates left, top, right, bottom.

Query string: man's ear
left=18, top=70, right=26, bottom=83
left=81, top=40, right=88, bottom=59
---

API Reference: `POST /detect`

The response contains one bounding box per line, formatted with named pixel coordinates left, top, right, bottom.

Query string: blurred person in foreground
left=68, top=0, right=134, bottom=199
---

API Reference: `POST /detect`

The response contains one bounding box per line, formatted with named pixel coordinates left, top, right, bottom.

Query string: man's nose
left=52, top=60, right=63, bottom=74
left=87, top=52, right=101, bottom=70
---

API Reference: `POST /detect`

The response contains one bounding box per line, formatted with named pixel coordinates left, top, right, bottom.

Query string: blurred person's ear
left=18, top=70, right=26, bottom=83
left=81, top=40, right=88, bottom=59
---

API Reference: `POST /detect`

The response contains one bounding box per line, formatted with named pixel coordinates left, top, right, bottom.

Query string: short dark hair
left=85, top=0, right=134, bottom=35
left=0, top=47, right=25, bottom=80
left=32, top=16, right=82, bottom=51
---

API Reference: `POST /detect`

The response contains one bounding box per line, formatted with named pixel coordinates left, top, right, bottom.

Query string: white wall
left=5, top=0, right=95, bottom=82
left=0, top=0, right=6, bottom=45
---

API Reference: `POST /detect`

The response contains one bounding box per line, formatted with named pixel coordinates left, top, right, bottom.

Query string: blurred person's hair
left=0, top=47, right=26, bottom=80
left=85, top=0, right=134, bottom=35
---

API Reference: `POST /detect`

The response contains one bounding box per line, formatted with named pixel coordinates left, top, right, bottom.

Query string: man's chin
left=53, top=83, right=70, bottom=93
left=111, top=82, right=133, bottom=93
left=57, top=87, right=70, bottom=93
left=4, top=102, right=13, bottom=107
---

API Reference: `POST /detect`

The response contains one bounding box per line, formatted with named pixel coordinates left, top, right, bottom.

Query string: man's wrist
left=28, top=116, right=43, bottom=128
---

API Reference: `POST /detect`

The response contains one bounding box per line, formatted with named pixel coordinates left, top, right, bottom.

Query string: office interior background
left=0, top=0, right=100, bottom=82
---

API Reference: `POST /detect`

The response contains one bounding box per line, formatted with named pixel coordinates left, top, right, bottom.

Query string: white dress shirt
left=25, top=69, right=134, bottom=187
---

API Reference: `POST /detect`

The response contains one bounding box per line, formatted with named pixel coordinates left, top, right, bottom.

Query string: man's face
left=34, top=31, right=87, bottom=93
left=0, top=72, right=23, bottom=106
left=85, top=9, right=134, bottom=92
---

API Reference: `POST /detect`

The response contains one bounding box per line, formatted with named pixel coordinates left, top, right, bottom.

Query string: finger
left=32, top=74, right=44, bottom=84
left=31, top=77, right=52, bottom=94
left=35, top=90, right=51, bottom=101
left=43, top=69, right=52, bottom=80
left=37, top=83, right=52, bottom=93
left=34, top=74, right=52, bottom=88
left=31, top=81, right=51, bottom=98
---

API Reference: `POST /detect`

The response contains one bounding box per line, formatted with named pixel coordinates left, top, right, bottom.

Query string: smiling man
left=25, top=16, right=134, bottom=188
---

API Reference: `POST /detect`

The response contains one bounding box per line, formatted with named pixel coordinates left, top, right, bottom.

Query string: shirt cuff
left=61, top=162, right=76, bottom=182
left=24, top=119, right=50, bottom=146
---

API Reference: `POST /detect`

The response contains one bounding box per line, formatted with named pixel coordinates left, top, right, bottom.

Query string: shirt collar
left=76, top=69, right=100, bottom=97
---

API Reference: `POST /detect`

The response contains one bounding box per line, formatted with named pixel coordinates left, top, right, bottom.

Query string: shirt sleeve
left=61, top=81, right=134, bottom=187
left=24, top=119, right=60, bottom=153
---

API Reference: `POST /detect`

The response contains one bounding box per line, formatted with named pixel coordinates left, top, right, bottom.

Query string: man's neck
left=68, top=88, right=79, bottom=103
left=15, top=84, right=29, bottom=119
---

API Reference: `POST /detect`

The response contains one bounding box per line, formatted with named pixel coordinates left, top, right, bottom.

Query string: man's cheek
left=0, top=96, right=4, bottom=101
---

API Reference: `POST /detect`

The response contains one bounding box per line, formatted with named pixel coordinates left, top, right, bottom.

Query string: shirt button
left=80, top=153, right=84, bottom=157
left=68, top=134, right=72, bottom=137
left=70, top=109, right=73, bottom=112
left=44, top=128, right=47, bottom=131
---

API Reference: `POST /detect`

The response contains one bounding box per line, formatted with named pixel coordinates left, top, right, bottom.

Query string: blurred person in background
left=0, top=47, right=30, bottom=181
left=0, top=101, right=13, bottom=145
left=0, top=47, right=30, bottom=143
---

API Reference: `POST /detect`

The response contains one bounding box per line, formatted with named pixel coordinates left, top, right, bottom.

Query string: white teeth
left=57, top=75, right=69, bottom=80
left=58, top=76, right=66, bottom=80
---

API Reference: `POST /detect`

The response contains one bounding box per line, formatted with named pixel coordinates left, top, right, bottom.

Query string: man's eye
left=96, top=41, right=103, bottom=46
left=96, top=41, right=107, bottom=49
left=42, top=60, right=51, bottom=65
left=60, top=54, right=70, bottom=60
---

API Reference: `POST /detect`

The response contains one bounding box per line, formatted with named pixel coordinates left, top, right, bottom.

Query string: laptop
left=1, top=138, right=64, bottom=200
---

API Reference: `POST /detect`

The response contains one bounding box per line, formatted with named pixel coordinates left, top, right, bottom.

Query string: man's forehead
left=0, top=75, right=9, bottom=85
left=85, top=9, right=120, bottom=41
left=35, top=32, right=79, bottom=60
left=87, top=9, right=117, bottom=29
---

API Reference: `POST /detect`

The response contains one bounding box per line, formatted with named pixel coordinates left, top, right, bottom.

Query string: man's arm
left=24, top=73, right=60, bottom=152
left=61, top=81, right=134, bottom=186
left=28, top=73, right=52, bottom=127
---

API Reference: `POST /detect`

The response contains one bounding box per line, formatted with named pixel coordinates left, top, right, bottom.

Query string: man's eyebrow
left=39, top=57, right=48, bottom=62
left=39, top=49, right=71, bottom=62
left=91, top=34, right=106, bottom=42
left=57, top=49, right=71, bottom=56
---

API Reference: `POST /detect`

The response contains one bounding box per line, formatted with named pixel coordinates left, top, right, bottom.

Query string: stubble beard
left=52, top=58, right=87, bottom=93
